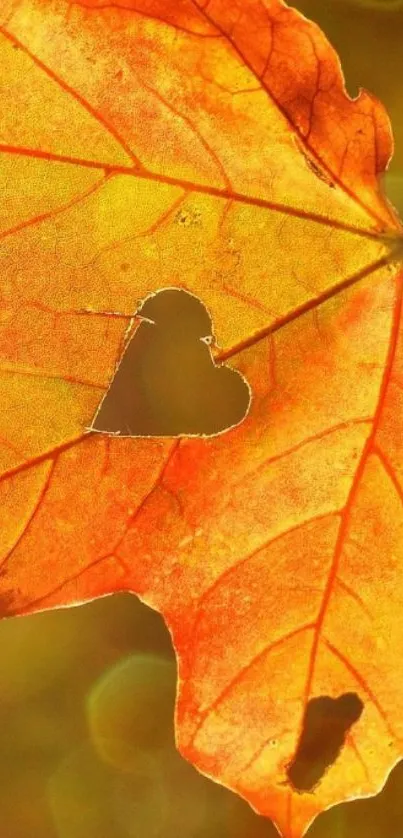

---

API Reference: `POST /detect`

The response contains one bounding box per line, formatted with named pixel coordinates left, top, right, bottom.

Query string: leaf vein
left=374, top=445, right=403, bottom=506
left=0, top=459, right=56, bottom=573
left=0, top=24, right=141, bottom=166
left=335, top=576, right=374, bottom=622
left=70, top=0, right=222, bottom=39
left=324, top=638, right=401, bottom=746
left=189, top=623, right=314, bottom=747
left=15, top=552, right=123, bottom=615
left=190, top=0, right=397, bottom=229
left=194, top=511, right=341, bottom=621
left=0, top=173, right=108, bottom=245
left=303, top=271, right=403, bottom=710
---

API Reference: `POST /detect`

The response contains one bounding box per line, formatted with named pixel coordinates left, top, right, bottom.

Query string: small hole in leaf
left=90, top=287, right=251, bottom=438
left=286, top=692, right=364, bottom=793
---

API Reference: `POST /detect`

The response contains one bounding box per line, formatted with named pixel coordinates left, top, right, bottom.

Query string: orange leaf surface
left=1, top=0, right=403, bottom=834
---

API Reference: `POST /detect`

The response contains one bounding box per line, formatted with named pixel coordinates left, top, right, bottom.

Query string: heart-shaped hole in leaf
left=90, top=288, right=251, bottom=438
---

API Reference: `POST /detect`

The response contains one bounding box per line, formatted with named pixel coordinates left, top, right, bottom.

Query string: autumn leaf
left=0, top=0, right=403, bottom=835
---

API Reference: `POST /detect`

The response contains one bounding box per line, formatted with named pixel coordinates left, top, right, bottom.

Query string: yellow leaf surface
left=0, top=1, right=402, bottom=835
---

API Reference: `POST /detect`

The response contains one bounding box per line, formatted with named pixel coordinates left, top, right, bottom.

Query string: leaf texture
left=0, top=1, right=402, bottom=835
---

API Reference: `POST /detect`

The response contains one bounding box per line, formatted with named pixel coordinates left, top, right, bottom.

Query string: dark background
left=2, top=2, right=403, bottom=836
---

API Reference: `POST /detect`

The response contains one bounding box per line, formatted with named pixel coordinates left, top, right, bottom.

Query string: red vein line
left=323, top=638, right=400, bottom=745
left=0, top=255, right=398, bottom=487
left=190, top=0, right=400, bottom=231
left=80, top=190, right=188, bottom=268
left=218, top=197, right=233, bottom=232
left=3, top=442, right=181, bottom=613
left=219, top=250, right=402, bottom=363
left=15, top=552, right=122, bottom=615
left=0, top=25, right=140, bottom=167
left=221, top=280, right=275, bottom=314
left=335, top=577, right=373, bottom=622
left=0, top=364, right=106, bottom=390
left=303, top=271, right=403, bottom=709
left=0, top=270, right=399, bottom=488
left=70, top=0, right=222, bottom=38
left=107, top=439, right=180, bottom=554
left=259, top=22, right=275, bottom=87
left=0, top=174, right=108, bottom=244
left=185, top=511, right=338, bottom=748
left=53, top=308, right=131, bottom=320
left=345, top=731, right=371, bottom=784
left=0, top=143, right=393, bottom=243
left=194, top=511, right=339, bottom=620
left=24, top=300, right=132, bottom=322
left=126, top=190, right=189, bottom=238
left=236, top=725, right=293, bottom=777
left=0, top=459, right=55, bottom=572
left=188, top=623, right=314, bottom=747
left=0, top=143, right=126, bottom=171
left=136, top=74, right=232, bottom=192
left=0, top=432, right=91, bottom=486
left=240, top=714, right=370, bottom=795
left=373, top=445, right=403, bottom=506
left=0, top=429, right=177, bottom=494
left=99, top=436, right=111, bottom=478
left=245, top=417, right=372, bottom=482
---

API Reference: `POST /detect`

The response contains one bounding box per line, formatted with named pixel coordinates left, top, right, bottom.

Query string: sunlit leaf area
left=1, top=1, right=403, bottom=836
left=2, top=591, right=403, bottom=837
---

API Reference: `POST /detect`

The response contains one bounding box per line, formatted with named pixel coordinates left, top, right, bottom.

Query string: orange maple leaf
left=1, top=0, right=403, bottom=835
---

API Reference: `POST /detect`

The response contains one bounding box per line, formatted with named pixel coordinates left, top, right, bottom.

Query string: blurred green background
left=3, top=2, right=403, bottom=837
left=3, top=594, right=403, bottom=838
